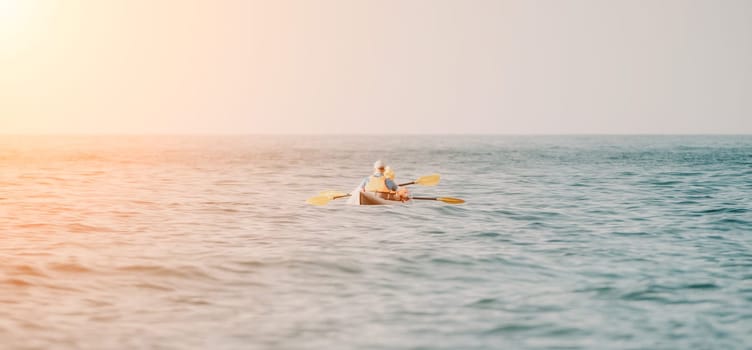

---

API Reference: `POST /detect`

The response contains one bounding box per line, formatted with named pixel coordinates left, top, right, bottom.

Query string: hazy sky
left=1, top=0, right=751, bottom=134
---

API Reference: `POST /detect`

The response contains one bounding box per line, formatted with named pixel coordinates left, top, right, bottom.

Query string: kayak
left=346, top=191, right=407, bottom=205
left=306, top=174, right=466, bottom=206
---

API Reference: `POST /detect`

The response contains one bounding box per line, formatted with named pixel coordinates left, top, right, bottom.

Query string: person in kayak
left=385, top=166, right=410, bottom=201
left=358, top=160, right=409, bottom=201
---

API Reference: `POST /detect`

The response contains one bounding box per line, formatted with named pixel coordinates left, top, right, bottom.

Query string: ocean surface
left=1, top=135, right=751, bottom=350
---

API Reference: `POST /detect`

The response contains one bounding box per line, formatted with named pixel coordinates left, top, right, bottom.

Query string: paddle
left=411, top=196, right=465, bottom=204
left=307, top=193, right=465, bottom=206
left=318, top=190, right=350, bottom=197
left=398, top=174, right=440, bottom=187
left=307, top=174, right=443, bottom=206
left=306, top=193, right=351, bottom=206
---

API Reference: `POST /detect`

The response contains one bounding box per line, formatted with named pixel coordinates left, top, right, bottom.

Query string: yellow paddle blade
left=436, top=197, right=465, bottom=204
left=306, top=195, right=333, bottom=206
left=414, top=174, right=440, bottom=186
left=318, top=190, right=349, bottom=198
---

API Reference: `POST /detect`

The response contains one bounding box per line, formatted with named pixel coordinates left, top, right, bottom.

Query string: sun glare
left=0, top=0, right=26, bottom=26
left=0, top=0, right=49, bottom=44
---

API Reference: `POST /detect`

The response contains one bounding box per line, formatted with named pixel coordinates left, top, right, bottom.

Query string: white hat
left=373, top=160, right=385, bottom=169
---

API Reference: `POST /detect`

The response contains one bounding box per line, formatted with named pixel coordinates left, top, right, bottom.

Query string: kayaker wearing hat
left=358, top=160, right=408, bottom=201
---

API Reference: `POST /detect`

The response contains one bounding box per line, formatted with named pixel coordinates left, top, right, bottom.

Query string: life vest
left=364, top=174, right=391, bottom=193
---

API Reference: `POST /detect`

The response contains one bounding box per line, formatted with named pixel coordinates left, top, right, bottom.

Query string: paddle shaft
left=411, top=196, right=465, bottom=204
left=411, top=196, right=440, bottom=201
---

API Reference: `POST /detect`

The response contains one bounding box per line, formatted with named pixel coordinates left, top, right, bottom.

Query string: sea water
left=1, top=135, right=750, bottom=349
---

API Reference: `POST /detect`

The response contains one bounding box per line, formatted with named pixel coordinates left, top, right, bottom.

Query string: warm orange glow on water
left=3, top=135, right=752, bottom=349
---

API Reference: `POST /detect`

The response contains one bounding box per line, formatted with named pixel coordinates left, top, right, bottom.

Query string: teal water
left=1, top=135, right=751, bottom=349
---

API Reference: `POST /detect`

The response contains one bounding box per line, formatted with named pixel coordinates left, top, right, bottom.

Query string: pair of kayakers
left=358, top=160, right=410, bottom=202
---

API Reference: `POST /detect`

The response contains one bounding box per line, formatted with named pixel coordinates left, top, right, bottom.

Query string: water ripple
left=1, top=135, right=751, bottom=350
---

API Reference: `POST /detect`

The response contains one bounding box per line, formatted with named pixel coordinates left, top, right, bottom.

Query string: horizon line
left=1, top=132, right=751, bottom=136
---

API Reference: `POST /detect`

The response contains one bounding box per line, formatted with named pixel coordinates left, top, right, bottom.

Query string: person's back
left=359, top=160, right=398, bottom=195
left=358, top=161, right=408, bottom=201
left=385, top=166, right=410, bottom=201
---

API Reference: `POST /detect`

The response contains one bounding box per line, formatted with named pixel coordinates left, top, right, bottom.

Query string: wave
left=697, top=207, right=749, bottom=214
left=116, top=264, right=216, bottom=280
left=47, top=262, right=93, bottom=274
left=63, top=223, right=113, bottom=233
